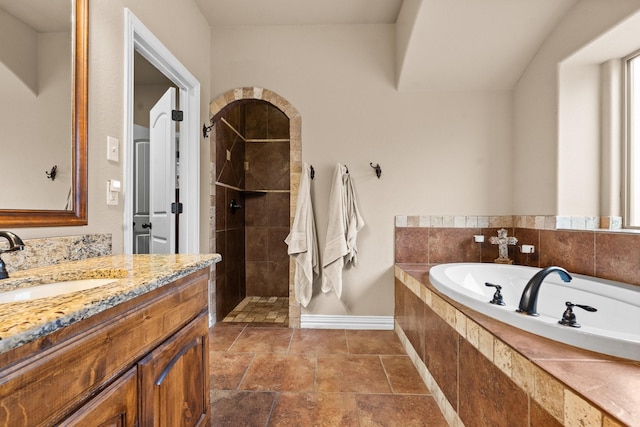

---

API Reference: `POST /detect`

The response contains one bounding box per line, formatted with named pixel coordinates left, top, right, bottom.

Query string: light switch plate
left=107, top=136, right=119, bottom=162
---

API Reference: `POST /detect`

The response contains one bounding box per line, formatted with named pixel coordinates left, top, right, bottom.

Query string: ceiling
left=195, top=0, right=580, bottom=91
left=195, top=0, right=404, bottom=26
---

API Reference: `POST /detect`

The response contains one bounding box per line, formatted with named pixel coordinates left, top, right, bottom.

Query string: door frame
left=123, top=9, right=200, bottom=254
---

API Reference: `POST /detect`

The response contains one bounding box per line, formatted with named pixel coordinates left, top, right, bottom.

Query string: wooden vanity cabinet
left=0, top=268, right=211, bottom=427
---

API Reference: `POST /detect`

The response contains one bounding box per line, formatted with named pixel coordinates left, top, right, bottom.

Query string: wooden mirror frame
left=0, top=0, right=88, bottom=227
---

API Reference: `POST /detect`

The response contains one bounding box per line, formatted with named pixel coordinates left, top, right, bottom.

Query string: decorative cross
left=489, top=228, right=518, bottom=264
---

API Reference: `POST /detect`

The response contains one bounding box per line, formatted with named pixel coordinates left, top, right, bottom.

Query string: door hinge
left=172, top=110, right=183, bottom=121
left=171, top=202, right=183, bottom=214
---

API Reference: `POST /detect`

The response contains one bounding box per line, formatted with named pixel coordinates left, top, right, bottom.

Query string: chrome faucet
left=0, top=231, right=25, bottom=280
left=517, top=266, right=572, bottom=316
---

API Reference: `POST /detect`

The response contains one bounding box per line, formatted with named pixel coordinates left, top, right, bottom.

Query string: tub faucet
left=517, top=266, right=572, bottom=316
left=0, top=231, right=25, bottom=280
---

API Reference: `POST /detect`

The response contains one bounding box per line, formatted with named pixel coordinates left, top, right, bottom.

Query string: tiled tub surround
left=395, top=268, right=640, bottom=427
left=0, top=234, right=112, bottom=272
left=395, top=215, right=640, bottom=287
left=0, top=254, right=220, bottom=354
left=394, top=216, right=640, bottom=426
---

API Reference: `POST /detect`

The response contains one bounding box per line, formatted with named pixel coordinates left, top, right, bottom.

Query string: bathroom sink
left=0, top=278, right=117, bottom=303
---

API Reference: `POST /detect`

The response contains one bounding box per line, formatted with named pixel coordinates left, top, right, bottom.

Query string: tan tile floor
left=222, top=296, right=289, bottom=325
left=209, top=325, right=449, bottom=426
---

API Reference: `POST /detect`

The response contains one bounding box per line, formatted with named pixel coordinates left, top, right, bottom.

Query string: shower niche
left=214, top=100, right=291, bottom=322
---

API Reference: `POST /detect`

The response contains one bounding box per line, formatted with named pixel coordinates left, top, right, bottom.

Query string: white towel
left=284, top=163, right=319, bottom=307
left=344, top=169, right=364, bottom=265
left=321, top=163, right=365, bottom=298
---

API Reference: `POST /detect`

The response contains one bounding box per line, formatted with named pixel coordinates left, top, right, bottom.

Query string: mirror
left=0, top=0, right=87, bottom=227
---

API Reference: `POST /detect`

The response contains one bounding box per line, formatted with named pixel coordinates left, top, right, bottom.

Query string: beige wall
left=210, top=24, right=513, bottom=316
left=2, top=32, right=71, bottom=210
left=512, top=0, right=640, bottom=215
left=10, top=0, right=211, bottom=255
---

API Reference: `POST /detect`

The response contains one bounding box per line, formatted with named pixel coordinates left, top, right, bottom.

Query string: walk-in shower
left=213, top=100, right=291, bottom=325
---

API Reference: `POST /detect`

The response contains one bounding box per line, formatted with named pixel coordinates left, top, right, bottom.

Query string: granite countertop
left=0, top=254, right=221, bottom=354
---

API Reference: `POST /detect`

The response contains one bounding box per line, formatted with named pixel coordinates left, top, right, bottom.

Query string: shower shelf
left=243, top=189, right=291, bottom=195
left=215, top=182, right=289, bottom=195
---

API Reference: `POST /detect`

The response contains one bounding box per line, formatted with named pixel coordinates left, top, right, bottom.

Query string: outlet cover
left=107, top=181, right=118, bottom=205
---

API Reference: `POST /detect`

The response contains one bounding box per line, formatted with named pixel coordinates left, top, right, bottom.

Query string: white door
left=149, top=88, right=177, bottom=254
left=133, top=125, right=150, bottom=254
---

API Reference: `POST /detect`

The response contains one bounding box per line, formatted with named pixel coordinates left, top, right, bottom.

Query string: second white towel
left=321, top=163, right=365, bottom=298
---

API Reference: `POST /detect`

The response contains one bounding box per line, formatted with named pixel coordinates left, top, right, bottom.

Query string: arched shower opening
left=209, top=88, right=302, bottom=328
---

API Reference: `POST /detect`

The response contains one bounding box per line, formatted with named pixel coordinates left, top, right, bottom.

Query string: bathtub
left=429, top=263, right=640, bottom=361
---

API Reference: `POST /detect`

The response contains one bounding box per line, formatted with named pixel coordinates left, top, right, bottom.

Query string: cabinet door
left=138, top=312, right=210, bottom=427
left=59, top=367, right=137, bottom=427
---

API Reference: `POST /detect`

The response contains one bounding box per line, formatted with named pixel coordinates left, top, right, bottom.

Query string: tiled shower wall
left=243, top=101, right=291, bottom=298
left=214, top=101, right=290, bottom=320
left=215, top=184, right=246, bottom=321
left=245, top=192, right=290, bottom=297
left=215, top=104, right=246, bottom=321
left=395, top=215, right=640, bottom=287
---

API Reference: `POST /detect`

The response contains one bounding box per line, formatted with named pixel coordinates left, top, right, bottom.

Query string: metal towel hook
left=203, top=118, right=214, bottom=138
left=46, top=165, right=58, bottom=181
left=370, top=162, right=381, bottom=179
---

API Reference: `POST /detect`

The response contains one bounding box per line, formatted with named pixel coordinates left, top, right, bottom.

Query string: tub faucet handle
left=558, top=301, right=597, bottom=328
left=485, top=282, right=506, bottom=306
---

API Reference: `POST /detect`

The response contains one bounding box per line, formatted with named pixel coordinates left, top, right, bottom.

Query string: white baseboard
left=300, top=315, right=394, bottom=330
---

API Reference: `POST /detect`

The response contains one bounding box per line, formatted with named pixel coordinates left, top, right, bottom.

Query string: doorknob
left=142, top=223, right=152, bottom=229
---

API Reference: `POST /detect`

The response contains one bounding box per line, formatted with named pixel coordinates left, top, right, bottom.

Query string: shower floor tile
left=222, top=296, right=289, bottom=326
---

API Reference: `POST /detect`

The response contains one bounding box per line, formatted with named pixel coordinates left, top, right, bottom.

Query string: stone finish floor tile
left=209, top=325, right=244, bottom=351
left=346, top=330, right=407, bottom=355
left=356, top=394, right=449, bottom=427
left=229, top=327, right=293, bottom=353
left=380, top=355, right=430, bottom=394
left=210, top=325, right=447, bottom=425
left=316, top=354, right=392, bottom=393
left=289, top=329, right=349, bottom=354
left=210, top=351, right=255, bottom=390
left=269, top=392, right=359, bottom=426
left=210, top=390, right=276, bottom=427
left=240, top=353, right=316, bottom=392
